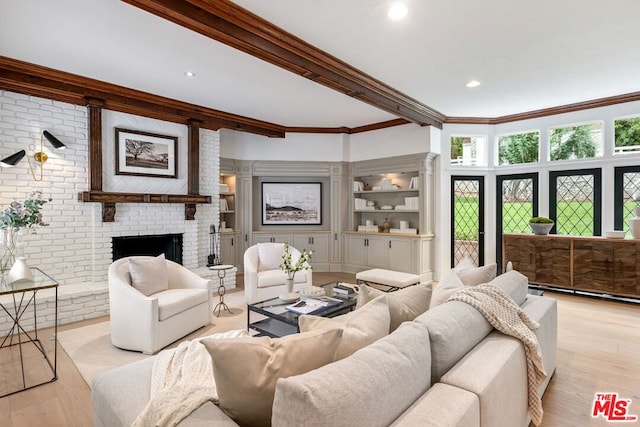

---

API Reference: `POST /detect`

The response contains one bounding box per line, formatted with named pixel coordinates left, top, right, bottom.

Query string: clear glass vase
left=0, top=228, right=24, bottom=272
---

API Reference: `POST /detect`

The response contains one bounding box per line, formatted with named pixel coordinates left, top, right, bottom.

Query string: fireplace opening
left=112, top=234, right=183, bottom=265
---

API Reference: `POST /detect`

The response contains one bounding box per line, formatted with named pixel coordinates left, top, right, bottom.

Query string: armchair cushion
left=156, top=288, right=210, bottom=321
left=129, top=254, right=169, bottom=296
left=257, top=269, right=308, bottom=288
left=257, top=242, right=284, bottom=271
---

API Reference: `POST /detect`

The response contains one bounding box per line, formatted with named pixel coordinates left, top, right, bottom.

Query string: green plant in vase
left=0, top=191, right=50, bottom=271
left=528, top=216, right=554, bottom=235
left=279, top=242, right=313, bottom=301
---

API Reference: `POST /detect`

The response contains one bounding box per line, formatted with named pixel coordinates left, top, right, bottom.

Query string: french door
left=451, top=176, right=484, bottom=267
left=614, top=165, right=640, bottom=236
left=496, top=173, right=538, bottom=272
left=549, top=168, right=601, bottom=236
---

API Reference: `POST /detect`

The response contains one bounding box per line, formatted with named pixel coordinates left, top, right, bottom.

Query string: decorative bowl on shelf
left=380, top=205, right=393, bottom=210
left=605, top=230, right=625, bottom=239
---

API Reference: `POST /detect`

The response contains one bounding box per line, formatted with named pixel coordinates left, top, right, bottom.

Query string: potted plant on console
left=279, top=242, right=313, bottom=302
left=529, top=216, right=554, bottom=235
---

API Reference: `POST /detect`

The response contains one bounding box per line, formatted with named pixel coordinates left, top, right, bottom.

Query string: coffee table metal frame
left=247, top=282, right=357, bottom=338
left=0, top=267, right=58, bottom=398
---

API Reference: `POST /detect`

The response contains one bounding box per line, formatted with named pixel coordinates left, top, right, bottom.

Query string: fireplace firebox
left=112, top=234, right=183, bottom=265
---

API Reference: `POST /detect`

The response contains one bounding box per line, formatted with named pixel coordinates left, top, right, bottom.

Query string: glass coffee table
left=247, top=282, right=357, bottom=338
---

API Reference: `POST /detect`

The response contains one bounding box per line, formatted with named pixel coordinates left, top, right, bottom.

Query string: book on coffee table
left=333, top=283, right=357, bottom=295
left=285, top=296, right=343, bottom=315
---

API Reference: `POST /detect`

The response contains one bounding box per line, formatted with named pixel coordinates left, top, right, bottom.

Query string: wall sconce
left=0, top=131, right=66, bottom=181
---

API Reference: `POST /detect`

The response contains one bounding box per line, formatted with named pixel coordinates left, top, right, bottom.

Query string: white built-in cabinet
left=219, top=154, right=435, bottom=282
left=252, top=232, right=331, bottom=270
left=342, top=153, right=436, bottom=282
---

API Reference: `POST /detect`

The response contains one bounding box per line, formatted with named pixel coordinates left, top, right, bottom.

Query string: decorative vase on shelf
left=7, top=257, right=33, bottom=285
left=0, top=228, right=24, bottom=273
left=279, top=278, right=299, bottom=302
left=630, top=206, right=640, bottom=239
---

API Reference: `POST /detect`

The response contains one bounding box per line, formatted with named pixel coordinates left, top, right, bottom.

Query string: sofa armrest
left=391, top=383, right=480, bottom=427
left=92, top=357, right=239, bottom=427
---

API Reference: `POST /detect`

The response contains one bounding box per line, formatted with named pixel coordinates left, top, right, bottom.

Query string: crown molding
left=0, top=56, right=285, bottom=137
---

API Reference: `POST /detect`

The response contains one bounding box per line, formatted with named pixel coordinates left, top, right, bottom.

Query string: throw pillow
left=203, top=328, right=343, bottom=427
left=257, top=242, right=284, bottom=272
left=456, top=263, right=497, bottom=286
left=429, top=269, right=464, bottom=308
left=454, top=257, right=475, bottom=272
left=128, top=254, right=169, bottom=296
left=299, top=295, right=390, bottom=359
left=356, top=284, right=432, bottom=332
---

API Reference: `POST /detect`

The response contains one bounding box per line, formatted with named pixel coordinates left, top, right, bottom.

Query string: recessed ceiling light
left=185, top=71, right=196, bottom=78
left=388, top=2, right=408, bottom=20
left=466, top=80, right=481, bottom=88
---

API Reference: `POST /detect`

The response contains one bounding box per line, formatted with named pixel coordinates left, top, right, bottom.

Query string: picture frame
left=115, top=128, right=178, bottom=178
left=262, top=182, right=322, bottom=225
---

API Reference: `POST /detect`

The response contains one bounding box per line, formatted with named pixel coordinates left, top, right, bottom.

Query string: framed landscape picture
left=262, top=182, right=322, bottom=225
left=115, top=128, right=178, bottom=178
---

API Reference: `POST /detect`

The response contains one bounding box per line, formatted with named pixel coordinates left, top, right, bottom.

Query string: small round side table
left=209, top=264, right=234, bottom=317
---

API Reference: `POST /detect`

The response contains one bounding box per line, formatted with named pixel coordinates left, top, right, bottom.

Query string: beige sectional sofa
left=92, top=270, right=557, bottom=427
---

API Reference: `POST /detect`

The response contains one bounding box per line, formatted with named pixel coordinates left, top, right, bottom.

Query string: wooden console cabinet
left=503, top=233, right=640, bottom=299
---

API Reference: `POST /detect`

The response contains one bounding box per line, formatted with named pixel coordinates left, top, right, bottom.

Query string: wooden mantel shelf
left=79, top=191, right=212, bottom=222
left=80, top=191, right=211, bottom=204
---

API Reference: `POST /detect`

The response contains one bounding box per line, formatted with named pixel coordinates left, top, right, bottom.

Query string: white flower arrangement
left=280, top=242, right=313, bottom=280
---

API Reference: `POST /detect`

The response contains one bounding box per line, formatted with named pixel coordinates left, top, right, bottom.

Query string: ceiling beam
left=120, top=0, right=446, bottom=128
left=0, top=56, right=286, bottom=138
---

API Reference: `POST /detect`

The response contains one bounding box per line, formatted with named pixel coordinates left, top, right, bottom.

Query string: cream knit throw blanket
left=447, top=283, right=547, bottom=426
left=132, top=329, right=248, bottom=427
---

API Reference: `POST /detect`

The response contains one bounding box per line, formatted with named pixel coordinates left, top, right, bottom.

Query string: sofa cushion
left=257, top=269, right=307, bottom=288
left=391, top=383, right=480, bottom=427
left=488, top=270, right=528, bottom=306
left=272, top=321, right=432, bottom=427
left=440, top=332, right=529, bottom=427
left=129, top=254, right=168, bottom=296
left=430, top=269, right=464, bottom=308
left=155, top=288, right=209, bottom=321
left=299, top=294, right=390, bottom=359
left=257, top=242, right=284, bottom=272
left=456, top=262, right=497, bottom=286
left=415, top=300, right=493, bottom=384
left=203, top=328, right=342, bottom=427
left=356, top=283, right=432, bottom=332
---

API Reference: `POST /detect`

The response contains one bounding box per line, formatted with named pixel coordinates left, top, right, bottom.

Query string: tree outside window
left=549, top=122, right=602, bottom=161
left=614, top=116, right=640, bottom=155
left=497, top=131, right=539, bottom=166
left=451, top=136, right=486, bottom=166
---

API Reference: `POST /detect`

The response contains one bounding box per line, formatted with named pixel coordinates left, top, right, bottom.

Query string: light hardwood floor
left=0, top=273, right=638, bottom=426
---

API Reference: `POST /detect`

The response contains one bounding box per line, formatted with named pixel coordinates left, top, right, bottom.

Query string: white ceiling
left=2, top=0, right=640, bottom=128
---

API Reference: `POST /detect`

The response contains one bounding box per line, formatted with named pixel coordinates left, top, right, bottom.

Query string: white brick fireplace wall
left=0, top=90, right=230, bottom=334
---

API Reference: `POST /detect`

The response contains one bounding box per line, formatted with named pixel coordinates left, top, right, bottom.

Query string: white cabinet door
left=388, top=237, right=413, bottom=273
left=253, top=235, right=273, bottom=244
left=366, top=235, right=388, bottom=268
left=220, top=233, right=238, bottom=266
left=345, top=234, right=368, bottom=266
left=293, top=234, right=330, bottom=265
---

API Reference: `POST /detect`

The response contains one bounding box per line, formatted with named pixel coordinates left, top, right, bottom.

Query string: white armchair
left=108, top=256, right=213, bottom=354
left=244, top=243, right=313, bottom=304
